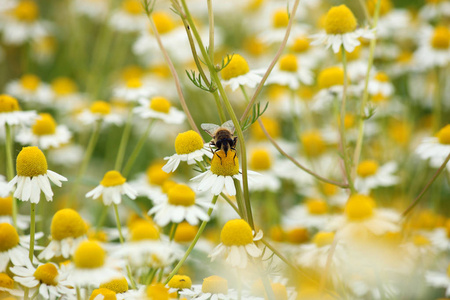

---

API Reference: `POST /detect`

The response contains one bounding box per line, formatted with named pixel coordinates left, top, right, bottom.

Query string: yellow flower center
left=74, top=241, right=105, bottom=269
left=286, top=227, right=309, bottom=244
left=20, top=74, right=40, bottom=91
left=221, top=54, right=250, bottom=81
left=202, top=276, right=228, bottom=295
left=130, top=220, right=160, bottom=241
left=306, top=199, right=328, bottom=215
left=168, top=275, right=192, bottom=289
left=210, top=150, right=239, bottom=176
left=397, top=51, right=413, bottom=64
left=437, top=124, right=450, bottom=144
left=324, top=5, right=357, bottom=34
left=90, top=288, right=117, bottom=300
left=162, top=180, right=177, bottom=194
left=14, top=0, right=39, bottom=22
left=100, top=277, right=129, bottom=294
left=0, top=273, right=14, bottom=289
left=51, top=208, right=87, bottom=240
left=291, top=36, right=310, bottom=53
left=367, top=0, right=392, bottom=16
left=321, top=183, right=337, bottom=196
left=0, top=197, right=13, bottom=216
left=318, top=66, right=344, bottom=89
left=100, top=170, right=126, bottom=187
left=250, top=148, right=272, bottom=171
left=0, top=223, right=19, bottom=252
left=150, top=97, right=171, bottom=114
left=174, top=130, right=204, bottom=155
left=301, top=131, right=326, bottom=157
left=168, top=184, right=196, bottom=206
left=270, top=226, right=284, bottom=242
left=388, top=120, right=410, bottom=146
left=32, top=113, right=57, bottom=136
left=372, top=93, right=388, bottom=103
left=412, top=234, right=430, bottom=246
left=345, top=194, right=376, bottom=221
left=279, top=54, right=298, bottom=72
left=146, top=283, right=169, bottom=300
left=298, top=86, right=315, bottom=102
left=272, top=9, right=289, bottom=28
left=251, top=117, right=280, bottom=140
left=174, top=222, right=198, bottom=243
left=125, top=78, right=142, bottom=88
left=122, top=0, right=143, bottom=14
left=338, top=46, right=361, bottom=61
left=220, top=219, right=253, bottom=246
left=243, top=37, right=267, bottom=57
left=51, top=77, right=77, bottom=96
left=357, top=160, right=379, bottom=177
left=0, top=95, right=20, bottom=113
left=16, top=146, right=48, bottom=177
left=33, top=263, right=58, bottom=286
left=374, top=72, right=390, bottom=82
left=121, top=65, right=144, bottom=82
left=90, top=101, right=111, bottom=115
left=313, top=232, right=335, bottom=247
left=431, top=26, right=450, bottom=50
left=147, top=162, right=171, bottom=186
left=152, top=12, right=176, bottom=34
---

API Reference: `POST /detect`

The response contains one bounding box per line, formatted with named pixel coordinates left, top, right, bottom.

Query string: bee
left=201, top=120, right=237, bottom=164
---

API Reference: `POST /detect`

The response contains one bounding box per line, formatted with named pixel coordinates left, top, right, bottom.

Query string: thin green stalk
left=240, top=85, right=250, bottom=103
left=207, top=0, right=214, bottom=63
left=146, top=268, right=157, bottom=285
left=157, top=267, right=164, bottom=282
left=115, top=109, right=134, bottom=171
left=29, top=203, right=36, bottom=261
left=433, top=67, right=442, bottom=132
left=5, top=124, right=17, bottom=228
left=169, top=223, right=178, bottom=241
left=165, top=195, right=219, bottom=284
left=233, top=179, right=247, bottom=220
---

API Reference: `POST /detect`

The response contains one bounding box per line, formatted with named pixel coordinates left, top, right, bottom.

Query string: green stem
left=207, top=0, right=214, bottom=62
left=5, top=124, right=17, bottom=228
left=115, top=109, right=134, bottom=171
left=169, top=223, right=178, bottom=241
left=240, top=85, right=250, bottom=103
left=233, top=179, right=247, bottom=220
left=433, top=67, right=442, bottom=132
left=145, top=268, right=157, bottom=285
left=29, top=203, right=36, bottom=261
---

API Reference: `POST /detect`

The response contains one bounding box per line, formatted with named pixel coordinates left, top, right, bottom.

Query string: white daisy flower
left=5, top=74, right=54, bottom=104
left=419, top=0, right=450, bottom=21
left=86, top=170, right=137, bottom=206
left=99, top=277, right=144, bottom=300
left=128, top=161, right=172, bottom=201
left=414, top=25, right=450, bottom=69
left=283, top=199, right=331, bottom=229
left=7, top=146, right=67, bottom=203
left=167, top=275, right=193, bottom=295
left=50, top=77, right=85, bottom=112
left=0, top=94, right=37, bottom=127
left=425, top=263, right=450, bottom=296
left=0, top=195, right=30, bottom=230
left=133, top=96, right=185, bottom=124
left=109, top=0, right=148, bottom=33
left=72, top=0, right=109, bottom=21
left=354, top=160, right=399, bottom=194
left=265, top=54, right=313, bottom=90
left=48, top=143, right=84, bottom=167
left=429, top=226, right=450, bottom=251
left=415, top=125, right=450, bottom=168
left=247, top=148, right=281, bottom=192
left=210, top=219, right=263, bottom=269
left=179, top=276, right=237, bottom=300
left=0, top=223, right=33, bottom=272
left=112, top=77, right=155, bottom=102
left=311, top=66, right=348, bottom=111
left=367, top=72, right=394, bottom=97
left=220, top=54, right=262, bottom=91
left=0, top=273, right=24, bottom=298
left=0, top=175, right=11, bottom=197
left=77, top=100, right=123, bottom=127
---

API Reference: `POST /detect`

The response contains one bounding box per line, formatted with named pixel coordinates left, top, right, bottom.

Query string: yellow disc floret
left=146, top=283, right=169, bottom=300
left=14, top=0, right=39, bottom=22
left=100, top=277, right=129, bottom=294
left=16, top=146, right=48, bottom=177
left=0, top=197, right=13, bottom=216
left=412, top=234, right=430, bottom=246
left=121, top=65, right=143, bottom=82
left=220, top=219, right=253, bottom=246
left=250, top=148, right=272, bottom=171
left=301, top=131, right=326, bottom=157
left=122, top=0, right=143, bottom=14
left=168, top=184, right=196, bottom=206
left=211, top=150, right=239, bottom=176
left=174, top=222, right=198, bottom=243
left=279, top=54, right=298, bottom=72
left=152, top=12, right=176, bottom=34
left=33, top=263, right=59, bottom=286
left=286, top=227, right=308, bottom=244
left=90, top=101, right=111, bottom=115
left=0, top=223, right=20, bottom=252
left=251, top=117, right=280, bottom=140
left=306, top=199, right=328, bottom=215
left=125, top=78, right=142, bottom=88
left=20, top=74, right=40, bottom=91
left=0, top=95, right=20, bottom=113
left=318, top=66, right=344, bottom=89
left=374, top=72, right=390, bottom=82
left=147, top=162, right=171, bottom=185
left=437, top=124, right=450, bottom=144
left=291, top=36, right=310, bottom=53
left=51, top=209, right=87, bottom=240
left=0, top=273, right=14, bottom=289
left=100, top=170, right=126, bottom=187
left=431, top=26, right=450, bottom=50
left=322, top=182, right=338, bottom=196
left=174, top=130, right=204, bottom=155
left=90, top=288, right=117, bottom=300
left=221, top=54, right=250, bottom=81
left=51, top=77, right=77, bottom=96
left=130, top=220, right=160, bottom=241
left=367, top=0, right=392, bottom=16
left=150, top=96, right=171, bottom=114
left=168, top=275, right=192, bottom=290
left=162, top=180, right=177, bottom=194
left=324, top=5, right=357, bottom=34
left=202, top=276, right=228, bottom=295
left=272, top=9, right=289, bottom=28
left=74, top=241, right=105, bottom=268
left=345, top=194, right=376, bottom=221
left=313, top=232, right=335, bottom=247
left=32, top=113, right=57, bottom=136
left=357, top=160, right=379, bottom=177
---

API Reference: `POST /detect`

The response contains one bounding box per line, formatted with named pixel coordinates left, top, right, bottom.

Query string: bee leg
left=215, top=152, right=223, bottom=164
left=233, top=152, right=237, bottom=165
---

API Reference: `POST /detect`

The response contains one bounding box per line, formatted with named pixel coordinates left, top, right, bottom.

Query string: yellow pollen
left=221, top=54, right=250, bottom=81
left=0, top=95, right=20, bottom=113
left=367, top=0, right=392, bottom=16
left=130, top=220, right=160, bottom=241
left=322, top=183, right=337, bottom=196
left=412, top=235, right=430, bottom=246
left=74, top=241, right=105, bottom=269
left=220, top=219, right=253, bottom=246
left=122, top=65, right=144, bottom=82
left=90, top=101, right=111, bottom=115
left=211, top=150, right=239, bottom=176
left=357, top=160, right=379, bottom=177
left=51, top=77, right=77, bottom=96
left=32, top=113, right=57, bottom=136
left=313, top=232, right=335, bottom=247
left=0, top=223, right=19, bottom=252
left=125, top=78, right=142, bottom=88
left=250, top=148, right=272, bottom=171
left=251, top=117, right=280, bottom=140
left=100, top=170, right=126, bottom=187
left=16, top=146, right=48, bottom=177
left=324, top=5, right=357, bottom=34
left=150, top=97, right=171, bottom=113
left=20, top=74, right=40, bottom=91
left=51, top=209, right=87, bottom=240
left=272, top=9, right=289, bottom=28
left=147, top=162, right=171, bottom=186
left=146, top=283, right=169, bottom=300
left=0, top=197, right=13, bottom=216
left=286, top=227, right=309, bottom=244
left=14, top=0, right=39, bottom=22
left=90, top=288, right=117, bottom=300
left=174, top=222, right=198, bottom=243
left=279, top=54, right=298, bottom=72
left=374, top=72, right=390, bottom=82
left=122, top=0, right=143, bottom=14
left=291, top=36, right=310, bottom=53
left=318, top=66, right=345, bottom=89
left=33, top=263, right=58, bottom=286
left=152, top=12, right=176, bottom=34
left=174, top=130, right=204, bottom=155
left=100, top=277, right=129, bottom=294
left=0, top=273, right=14, bottom=289
left=345, top=194, right=376, bottom=221
left=202, top=276, right=228, bottom=295
left=306, top=199, right=328, bottom=215
left=301, top=131, right=326, bottom=157
left=431, top=26, right=450, bottom=49
left=437, top=125, right=450, bottom=144
left=162, top=180, right=177, bottom=194
left=168, top=184, right=196, bottom=206
left=168, top=275, right=192, bottom=289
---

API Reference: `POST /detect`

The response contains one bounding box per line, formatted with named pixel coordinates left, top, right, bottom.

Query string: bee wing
left=201, top=123, right=220, bottom=137
left=221, top=120, right=235, bottom=134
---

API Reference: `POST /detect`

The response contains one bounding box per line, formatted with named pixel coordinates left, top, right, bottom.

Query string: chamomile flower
left=354, top=160, right=399, bottom=194
left=39, top=209, right=87, bottom=260
left=72, top=0, right=109, bottom=21
left=10, top=263, right=75, bottom=299
left=311, top=5, right=374, bottom=53
left=109, top=0, right=148, bottom=33
left=129, top=161, right=172, bottom=200
left=50, top=77, right=84, bottom=112
left=7, top=146, right=67, bottom=203
left=258, top=8, right=308, bottom=45
left=209, top=219, right=263, bottom=268
left=312, top=66, right=348, bottom=111
left=85, top=170, right=137, bottom=206
left=5, top=74, right=53, bottom=104
left=0, top=94, right=37, bottom=127
left=415, top=124, right=450, bottom=168
left=167, top=275, right=193, bottom=295
left=77, top=100, right=123, bottom=126
left=414, top=25, right=450, bottom=69
left=0, top=223, right=33, bottom=272
left=429, top=223, right=450, bottom=251
left=367, top=72, right=395, bottom=97
left=295, top=232, right=345, bottom=269
left=0, top=176, right=8, bottom=197
left=16, top=113, right=72, bottom=150
left=0, top=196, right=30, bottom=230
left=90, top=288, right=118, bottom=300
left=265, top=54, right=313, bottom=90
left=283, top=199, right=330, bottom=229
left=133, top=96, right=185, bottom=124
left=220, top=54, right=262, bottom=91
left=247, top=148, right=281, bottom=191
left=419, top=0, right=450, bottom=21
left=179, top=275, right=236, bottom=300
left=0, top=273, right=24, bottom=298
left=99, top=277, right=138, bottom=300
left=425, top=263, right=450, bottom=296
left=163, top=130, right=213, bottom=173
left=113, top=78, right=155, bottom=102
